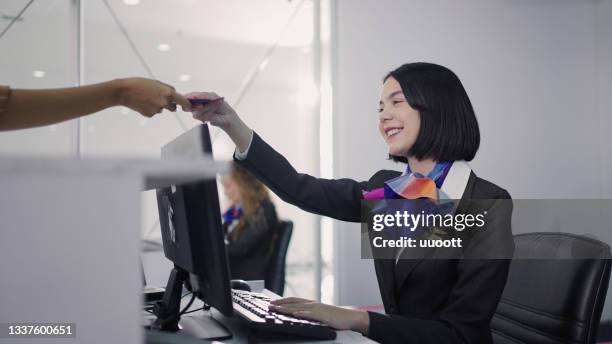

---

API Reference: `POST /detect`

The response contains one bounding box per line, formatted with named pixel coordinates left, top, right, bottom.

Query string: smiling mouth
left=385, top=127, right=404, bottom=138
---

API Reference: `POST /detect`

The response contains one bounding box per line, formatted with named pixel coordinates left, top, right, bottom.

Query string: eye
left=392, top=99, right=403, bottom=105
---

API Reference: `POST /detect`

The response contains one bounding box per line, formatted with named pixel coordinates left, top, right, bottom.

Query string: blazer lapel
left=367, top=170, right=401, bottom=313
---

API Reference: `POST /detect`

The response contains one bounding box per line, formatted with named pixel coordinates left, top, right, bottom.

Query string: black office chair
left=265, top=220, right=293, bottom=296
left=492, top=232, right=612, bottom=344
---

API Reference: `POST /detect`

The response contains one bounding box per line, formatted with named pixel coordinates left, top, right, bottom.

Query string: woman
left=188, top=62, right=514, bottom=344
left=221, top=163, right=279, bottom=282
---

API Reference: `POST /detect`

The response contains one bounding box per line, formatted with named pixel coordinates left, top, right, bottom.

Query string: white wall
left=332, top=0, right=612, bottom=311
left=596, top=0, right=612, bottom=201
left=597, top=0, right=612, bottom=320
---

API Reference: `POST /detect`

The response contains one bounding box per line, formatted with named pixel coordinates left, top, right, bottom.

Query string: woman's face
left=221, top=175, right=241, bottom=205
left=378, top=77, right=421, bottom=157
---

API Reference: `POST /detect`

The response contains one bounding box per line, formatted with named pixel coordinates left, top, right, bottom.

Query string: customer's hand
left=115, top=77, right=190, bottom=117
left=269, top=297, right=370, bottom=334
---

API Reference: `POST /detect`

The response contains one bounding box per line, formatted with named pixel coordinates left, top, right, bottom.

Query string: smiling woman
left=185, top=62, right=514, bottom=344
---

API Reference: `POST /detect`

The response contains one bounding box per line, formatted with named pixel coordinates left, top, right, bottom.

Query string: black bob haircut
left=385, top=62, right=480, bottom=163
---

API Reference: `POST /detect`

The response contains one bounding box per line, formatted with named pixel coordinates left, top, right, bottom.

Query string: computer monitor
left=151, top=124, right=233, bottom=340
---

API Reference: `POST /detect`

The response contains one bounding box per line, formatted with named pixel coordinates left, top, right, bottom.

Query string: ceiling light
left=157, top=43, right=171, bottom=52
left=178, top=74, right=191, bottom=82
left=33, top=70, right=45, bottom=78
left=123, top=0, right=140, bottom=5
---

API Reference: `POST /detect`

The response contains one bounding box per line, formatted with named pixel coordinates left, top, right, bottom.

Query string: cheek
left=401, top=111, right=421, bottom=140
left=400, top=125, right=419, bottom=149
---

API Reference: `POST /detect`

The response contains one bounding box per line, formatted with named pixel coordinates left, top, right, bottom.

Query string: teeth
left=387, top=128, right=402, bottom=137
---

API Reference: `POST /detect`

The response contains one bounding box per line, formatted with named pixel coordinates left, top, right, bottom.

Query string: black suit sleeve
left=234, top=132, right=367, bottom=222
left=227, top=201, right=277, bottom=258
left=367, top=193, right=515, bottom=344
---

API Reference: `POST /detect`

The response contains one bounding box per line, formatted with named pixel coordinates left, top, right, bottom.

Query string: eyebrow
left=379, top=90, right=404, bottom=105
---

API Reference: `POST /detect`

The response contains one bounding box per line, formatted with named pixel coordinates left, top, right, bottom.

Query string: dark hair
left=384, top=62, right=480, bottom=162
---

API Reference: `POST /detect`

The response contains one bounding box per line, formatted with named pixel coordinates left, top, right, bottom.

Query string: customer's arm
left=0, top=78, right=190, bottom=131
left=188, top=92, right=366, bottom=222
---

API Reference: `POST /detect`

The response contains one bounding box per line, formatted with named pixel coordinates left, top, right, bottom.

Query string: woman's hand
left=185, top=92, right=237, bottom=130
left=114, top=77, right=190, bottom=117
left=185, top=92, right=253, bottom=153
left=269, top=297, right=370, bottom=334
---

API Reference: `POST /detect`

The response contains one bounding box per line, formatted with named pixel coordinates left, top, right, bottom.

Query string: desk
left=143, top=283, right=378, bottom=344
left=145, top=309, right=377, bottom=344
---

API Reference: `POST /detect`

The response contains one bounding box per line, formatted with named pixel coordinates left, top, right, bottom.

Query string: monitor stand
left=176, top=313, right=231, bottom=339
left=149, top=266, right=232, bottom=340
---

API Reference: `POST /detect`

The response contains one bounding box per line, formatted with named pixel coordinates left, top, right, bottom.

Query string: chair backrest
left=265, top=220, right=293, bottom=295
left=492, top=232, right=611, bottom=344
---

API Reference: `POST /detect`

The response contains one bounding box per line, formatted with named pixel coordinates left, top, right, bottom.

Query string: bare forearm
left=0, top=81, right=120, bottom=131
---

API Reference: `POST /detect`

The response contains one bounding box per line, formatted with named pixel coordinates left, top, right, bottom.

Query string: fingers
left=269, top=302, right=322, bottom=322
left=270, top=297, right=311, bottom=305
left=187, top=93, right=223, bottom=113
left=271, top=303, right=315, bottom=313
left=191, top=98, right=225, bottom=122
left=293, top=310, right=317, bottom=320
left=194, top=97, right=224, bottom=114
left=173, top=92, right=191, bottom=111
left=140, top=109, right=156, bottom=118
left=161, top=85, right=177, bottom=112
left=185, top=91, right=218, bottom=100
left=141, top=106, right=163, bottom=118
left=186, top=92, right=221, bottom=105
left=165, top=102, right=177, bottom=112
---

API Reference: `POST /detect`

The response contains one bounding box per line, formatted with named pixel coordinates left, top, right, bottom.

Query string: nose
left=378, top=108, right=392, bottom=122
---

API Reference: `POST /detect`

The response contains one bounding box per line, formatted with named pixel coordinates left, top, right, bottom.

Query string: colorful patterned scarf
left=363, top=161, right=452, bottom=201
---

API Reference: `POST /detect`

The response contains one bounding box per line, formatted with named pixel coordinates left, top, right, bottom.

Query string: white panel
left=0, top=172, right=142, bottom=344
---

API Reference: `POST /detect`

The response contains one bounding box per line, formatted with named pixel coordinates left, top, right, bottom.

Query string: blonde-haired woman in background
left=221, top=163, right=279, bottom=282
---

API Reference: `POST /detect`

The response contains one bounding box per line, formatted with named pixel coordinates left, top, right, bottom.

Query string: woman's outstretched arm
left=187, top=92, right=367, bottom=222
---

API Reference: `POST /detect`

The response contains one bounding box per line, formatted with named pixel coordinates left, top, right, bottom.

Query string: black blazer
left=236, top=132, right=514, bottom=344
left=225, top=199, right=278, bottom=281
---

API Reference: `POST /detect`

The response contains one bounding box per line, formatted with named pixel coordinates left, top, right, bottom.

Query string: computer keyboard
left=231, top=289, right=337, bottom=340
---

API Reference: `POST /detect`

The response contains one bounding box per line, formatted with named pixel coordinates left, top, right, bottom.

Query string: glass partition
left=82, top=0, right=320, bottom=300
left=0, top=0, right=77, bottom=156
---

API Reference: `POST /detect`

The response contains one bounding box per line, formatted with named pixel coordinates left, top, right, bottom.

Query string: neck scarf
left=363, top=161, right=452, bottom=201
left=223, top=205, right=243, bottom=225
